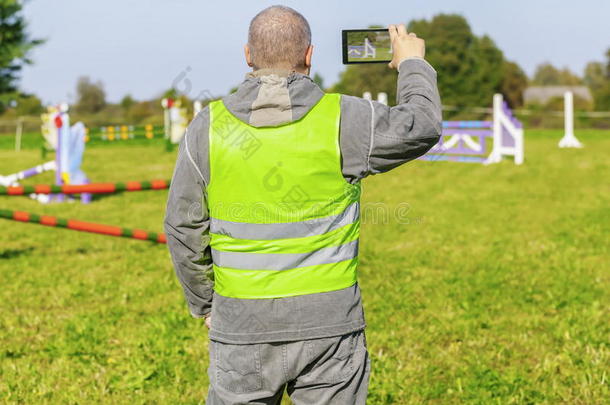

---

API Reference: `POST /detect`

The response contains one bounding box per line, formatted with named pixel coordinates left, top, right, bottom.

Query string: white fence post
left=194, top=100, right=203, bottom=117
left=558, top=91, right=583, bottom=148
left=362, top=92, right=387, bottom=106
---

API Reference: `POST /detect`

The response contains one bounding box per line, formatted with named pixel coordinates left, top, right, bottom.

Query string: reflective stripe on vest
left=207, top=93, right=361, bottom=299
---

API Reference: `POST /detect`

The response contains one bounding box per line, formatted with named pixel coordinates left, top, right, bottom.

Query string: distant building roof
left=524, top=86, right=593, bottom=104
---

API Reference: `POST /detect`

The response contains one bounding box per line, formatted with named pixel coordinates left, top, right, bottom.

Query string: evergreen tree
left=0, top=0, right=43, bottom=111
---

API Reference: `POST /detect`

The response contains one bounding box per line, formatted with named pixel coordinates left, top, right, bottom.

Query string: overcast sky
left=21, top=0, right=610, bottom=104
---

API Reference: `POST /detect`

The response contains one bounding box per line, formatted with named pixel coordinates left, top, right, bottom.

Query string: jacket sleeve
left=164, top=109, right=214, bottom=318
left=339, top=58, right=443, bottom=183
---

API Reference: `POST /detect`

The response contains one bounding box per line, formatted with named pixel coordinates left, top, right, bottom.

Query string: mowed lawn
left=0, top=130, right=608, bottom=404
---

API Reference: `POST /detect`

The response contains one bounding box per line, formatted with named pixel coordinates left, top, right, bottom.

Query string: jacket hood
left=222, top=69, right=325, bottom=128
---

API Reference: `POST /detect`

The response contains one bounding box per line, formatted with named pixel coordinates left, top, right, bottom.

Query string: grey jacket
left=164, top=58, right=442, bottom=344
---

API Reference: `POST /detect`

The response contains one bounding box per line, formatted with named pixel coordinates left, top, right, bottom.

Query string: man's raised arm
left=339, top=24, right=442, bottom=182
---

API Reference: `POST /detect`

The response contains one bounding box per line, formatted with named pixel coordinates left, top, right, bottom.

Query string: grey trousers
left=206, top=331, right=370, bottom=405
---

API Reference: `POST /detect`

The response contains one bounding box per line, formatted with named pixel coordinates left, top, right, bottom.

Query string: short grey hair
left=248, top=5, right=311, bottom=70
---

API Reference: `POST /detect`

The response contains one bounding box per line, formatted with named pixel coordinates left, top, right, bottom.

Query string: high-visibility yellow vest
left=207, top=93, right=361, bottom=299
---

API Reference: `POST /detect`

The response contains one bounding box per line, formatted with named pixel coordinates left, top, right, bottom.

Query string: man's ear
left=244, top=45, right=254, bottom=67
left=304, top=45, right=314, bottom=68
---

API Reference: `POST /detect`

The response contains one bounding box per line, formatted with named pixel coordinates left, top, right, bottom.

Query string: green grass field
left=0, top=130, right=608, bottom=404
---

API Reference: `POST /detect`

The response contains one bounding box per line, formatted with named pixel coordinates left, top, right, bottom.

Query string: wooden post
left=15, top=117, right=23, bottom=152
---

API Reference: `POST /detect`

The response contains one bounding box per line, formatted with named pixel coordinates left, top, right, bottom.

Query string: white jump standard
left=421, top=94, right=524, bottom=165
left=558, top=91, right=583, bottom=148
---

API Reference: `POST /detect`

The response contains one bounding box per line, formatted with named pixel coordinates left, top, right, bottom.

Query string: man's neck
left=248, top=66, right=310, bottom=78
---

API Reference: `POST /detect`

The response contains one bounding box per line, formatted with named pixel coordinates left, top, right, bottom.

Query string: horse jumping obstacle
left=348, top=37, right=377, bottom=59
left=0, top=161, right=56, bottom=187
left=0, top=209, right=166, bottom=244
left=422, top=94, right=524, bottom=164
left=0, top=179, right=170, bottom=243
left=161, top=98, right=189, bottom=147
left=362, top=92, right=524, bottom=165
left=0, top=179, right=170, bottom=196
left=1, top=104, right=92, bottom=202
left=27, top=104, right=92, bottom=203
left=87, top=124, right=164, bottom=142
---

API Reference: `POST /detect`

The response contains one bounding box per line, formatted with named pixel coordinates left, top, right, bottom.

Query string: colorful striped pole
left=0, top=161, right=56, bottom=186
left=0, top=209, right=166, bottom=244
left=0, top=179, right=170, bottom=196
